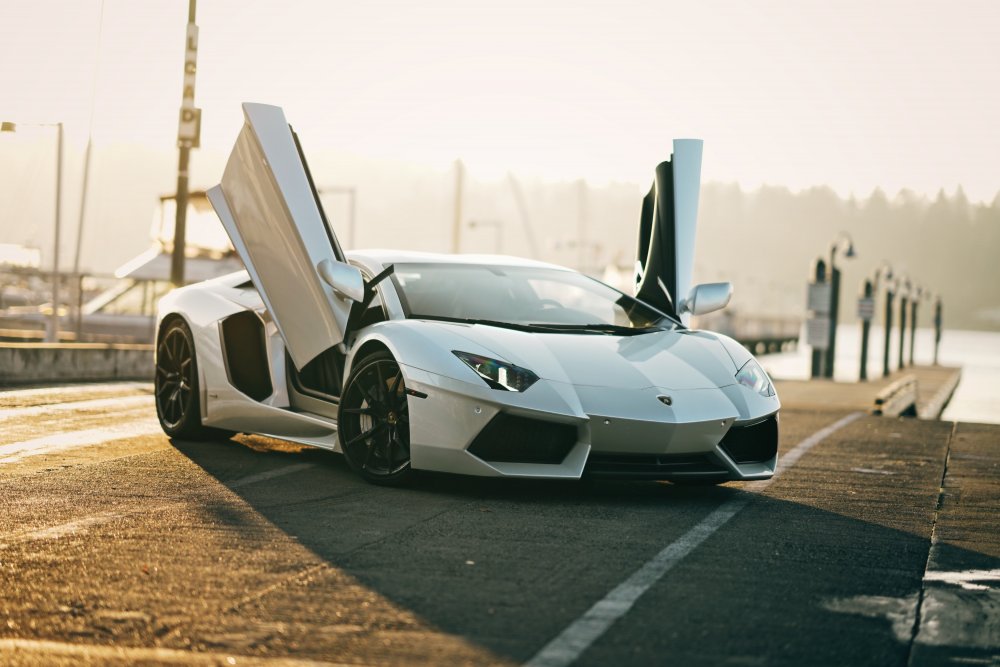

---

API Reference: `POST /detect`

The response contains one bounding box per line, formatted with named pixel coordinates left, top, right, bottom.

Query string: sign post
left=806, top=258, right=830, bottom=379
left=171, top=1, right=200, bottom=286
left=858, top=280, right=875, bottom=381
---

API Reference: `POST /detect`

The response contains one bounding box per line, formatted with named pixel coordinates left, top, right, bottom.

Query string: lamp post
left=809, top=258, right=828, bottom=379
left=1, top=120, right=64, bottom=342
left=909, top=286, right=924, bottom=367
left=824, top=232, right=856, bottom=379
left=898, top=277, right=911, bottom=370
left=883, top=280, right=896, bottom=377
left=859, top=278, right=874, bottom=381
left=933, top=296, right=943, bottom=365
left=859, top=263, right=892, bottom=382
left=873, top=263, right=894, bottom=377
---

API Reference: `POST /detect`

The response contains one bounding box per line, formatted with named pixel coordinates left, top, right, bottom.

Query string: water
left=759, top=326, right=1000, bottom=425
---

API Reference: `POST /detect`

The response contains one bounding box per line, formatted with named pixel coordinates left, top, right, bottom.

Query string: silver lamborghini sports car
left=154, top=103, right=780, bottom=485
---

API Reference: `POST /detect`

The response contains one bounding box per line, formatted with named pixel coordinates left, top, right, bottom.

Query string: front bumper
left=402, top=365, right=779, bottom=481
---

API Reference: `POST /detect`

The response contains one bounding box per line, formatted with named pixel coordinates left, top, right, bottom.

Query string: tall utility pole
left=51, top=123, right=64, bottom=343
left=171, top=0, right=201, bottom=286
left=450, top=159, right=464, bottom=253
left=73, top=0, right=105, bottom=337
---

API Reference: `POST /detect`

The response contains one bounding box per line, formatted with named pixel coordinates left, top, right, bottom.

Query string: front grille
left=720, top=414, right=779, bottom=464
left=584, top=453, right=727, bottom=479
left=467, top=413, right=577, bottom=464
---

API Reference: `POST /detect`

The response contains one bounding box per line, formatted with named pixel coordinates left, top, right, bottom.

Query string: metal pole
left=859, top=279, right=872, bottom=381
left=810, top=258, right=827, bottom=379
left=898, top=292, right=908, bottom=370
left=933, top=298, right=942, bottom=365
left=883, top=287, right=894, bottom=377
left=824, top=262, right=840, bottom=379
left=170, top=0, right=197, bottom=287
left=72, top=135, right=93, bottom=338
left=450, top=159, right=463, bottom=253
left=47, top=122, right=64, bottom=343
left=73, top=0, right=103, bottom=339
left=909, top=296, right=919, bottom=367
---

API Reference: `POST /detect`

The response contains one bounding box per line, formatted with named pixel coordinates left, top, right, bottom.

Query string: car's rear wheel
left=155, top=317, right=225, bottom=440
left=338, top=351, right=412, bottom=485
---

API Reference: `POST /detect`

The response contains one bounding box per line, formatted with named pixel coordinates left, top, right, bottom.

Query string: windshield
left=391, top=263, right=676, bottom=333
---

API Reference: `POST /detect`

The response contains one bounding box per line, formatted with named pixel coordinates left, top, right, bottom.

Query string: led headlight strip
left=735, top=358, right=775, bottom=397
left=452, top=351, right=539, bottom=392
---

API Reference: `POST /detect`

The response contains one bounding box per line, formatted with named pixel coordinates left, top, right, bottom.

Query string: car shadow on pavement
left=167, top=435, right=1000, bottom=667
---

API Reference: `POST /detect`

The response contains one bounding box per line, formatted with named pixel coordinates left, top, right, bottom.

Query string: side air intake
left=467, top=414, right=577, bottom=465
left=719, top=415, right=779, bottom=464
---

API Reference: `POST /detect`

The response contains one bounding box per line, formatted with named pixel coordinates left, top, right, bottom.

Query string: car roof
left=346, top=249, right=572, bottom=272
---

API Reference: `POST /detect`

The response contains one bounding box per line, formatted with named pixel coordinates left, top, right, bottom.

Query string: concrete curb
left=0, top=343, right=154, bottom=386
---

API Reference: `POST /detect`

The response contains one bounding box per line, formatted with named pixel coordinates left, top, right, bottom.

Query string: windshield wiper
left=415, top=315, right=567, bottom=333
left=415, top=315, right=662, bottom=336
left=526, top=323, right=664, bottom=336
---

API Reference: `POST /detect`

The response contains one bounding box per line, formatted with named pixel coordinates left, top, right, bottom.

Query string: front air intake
left=719, top=414, right=779, bottom=464
left=467, top=413, right=577, bottom=465
left=584, top=453, right=727, bottom=479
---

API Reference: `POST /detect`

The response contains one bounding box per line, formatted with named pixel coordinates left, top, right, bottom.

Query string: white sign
left=857, top=297, right=875, bottom=321
left=177, top=23, right=201, bottom=147
left=178, top=107, right=201, bottom=145
left=806, top=316, right=830, bottom=350
left=807, top=282, right=832, bottom=314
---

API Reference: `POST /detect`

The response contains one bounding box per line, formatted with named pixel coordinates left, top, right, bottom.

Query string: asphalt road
left=0, top=382, right=997, bottom=666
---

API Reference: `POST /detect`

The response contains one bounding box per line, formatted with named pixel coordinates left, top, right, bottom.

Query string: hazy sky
left=1, top=0, right=998, bottom=270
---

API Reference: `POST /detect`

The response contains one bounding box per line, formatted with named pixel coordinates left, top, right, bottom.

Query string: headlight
left=735, top=358, right=775, bottom=397
left=452, top=351, right=539, bottom=392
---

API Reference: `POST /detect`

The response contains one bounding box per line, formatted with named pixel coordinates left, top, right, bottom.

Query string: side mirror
left=681, top=282, right=733, bottom=316
left=317, top=259, right=364, bottom=302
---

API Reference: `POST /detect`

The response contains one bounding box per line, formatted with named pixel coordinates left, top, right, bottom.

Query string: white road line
left=0, top=420, right=163, bottom=464
left=20, top=512, right=121, bottom=540
left=0, top=638, right=351, bottom=666
left=0, top=394, right=153, bottom=422
left=0, top=381, right=149, bottom=401
left=0, top=512, right=124, bottom=549
left=1, top=463, right=316, bottom=548
left=525, top=411, right=865, bottom=667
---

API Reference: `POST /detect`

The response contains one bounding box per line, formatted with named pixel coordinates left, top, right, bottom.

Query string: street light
left=897, top=275, right=912, bottom=370
left=824, top=232, right=856, bottom=378
left=873, top=263, right=895, bottom=377
left=1, top=120, right=64, bottom=343
left=859, top=261, right=892, bottom=382
left=909, top=285, right=925, bottom=367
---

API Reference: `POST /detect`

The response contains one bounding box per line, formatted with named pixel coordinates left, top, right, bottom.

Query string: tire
left=338, top=350, right=412, bottom=486
left=154, top=317, right=227, bottom=441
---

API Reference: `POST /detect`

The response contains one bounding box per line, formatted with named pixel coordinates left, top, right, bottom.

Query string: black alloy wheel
left=338, top=351, right=412, bottom=485
left=154, top=318, right=225, bottom=440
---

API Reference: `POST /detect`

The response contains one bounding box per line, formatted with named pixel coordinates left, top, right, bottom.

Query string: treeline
left=695, top=184, right=1000, bottom=331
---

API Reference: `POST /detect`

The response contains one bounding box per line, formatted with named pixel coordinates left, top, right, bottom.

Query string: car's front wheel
left=154, top=317, right=226, bottom=441
left=338, top=350, right=412, bottom=485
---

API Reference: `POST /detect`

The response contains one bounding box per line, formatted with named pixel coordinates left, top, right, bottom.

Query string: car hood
left=425, top=321, right=740, bottom=390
